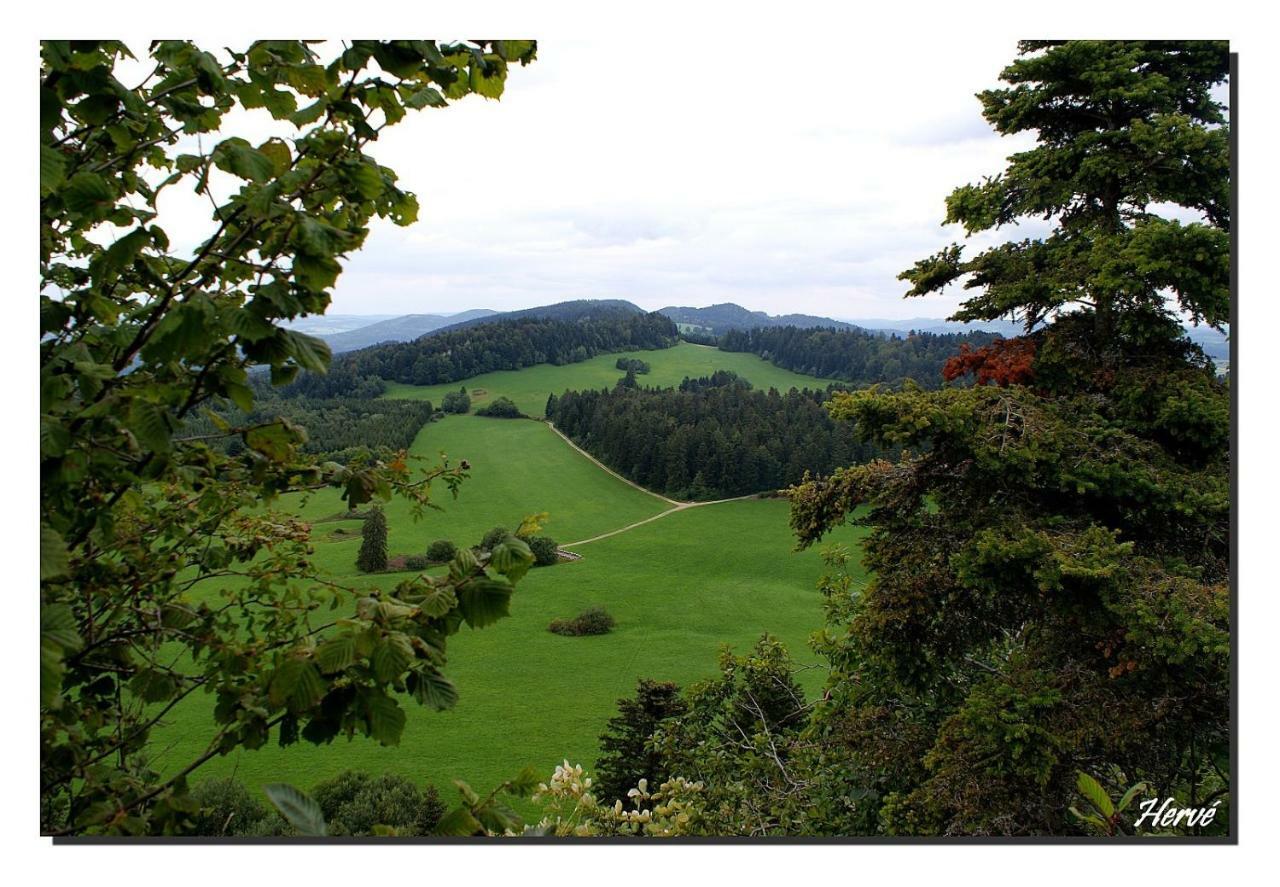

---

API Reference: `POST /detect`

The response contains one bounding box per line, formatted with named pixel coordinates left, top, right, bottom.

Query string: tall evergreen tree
left=594, top=680, right=688, bottom=807
left=356, top=506, right=389, bottom=573
left=790, top=40, right=1230, bottom=836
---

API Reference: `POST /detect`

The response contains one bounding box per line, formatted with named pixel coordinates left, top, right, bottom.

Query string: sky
left=138, top=37, right=1227, bottom=323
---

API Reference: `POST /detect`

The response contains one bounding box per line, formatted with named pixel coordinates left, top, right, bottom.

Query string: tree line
left=284, top=312, right=680, bottom=397
left=719, top=325, right=998, bottom=387
left=546, top=372, right=881, bottom=500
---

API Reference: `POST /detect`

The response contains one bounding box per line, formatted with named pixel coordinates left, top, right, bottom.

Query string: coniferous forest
left=548, top=374, right=880, bottom=499
left=719, top=326, right=999, bottom=388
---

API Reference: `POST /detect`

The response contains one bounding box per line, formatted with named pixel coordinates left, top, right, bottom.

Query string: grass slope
left=149, top=347, right=864, bottom=817
left=381, top=341, right=833, bottom=417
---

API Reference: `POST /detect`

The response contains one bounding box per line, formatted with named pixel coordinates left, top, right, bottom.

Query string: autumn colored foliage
left=942, top=337, right=1036, bottom=387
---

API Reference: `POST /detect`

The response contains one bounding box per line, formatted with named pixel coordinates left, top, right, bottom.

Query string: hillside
left=317, top=309, right=498, bottom=353
left=657, top=302, right=855, bottom=335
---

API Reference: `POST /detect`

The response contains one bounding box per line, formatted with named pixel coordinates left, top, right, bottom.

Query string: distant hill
left=657, top=303, right=856, bottom=335
left=318, top=309, right=498, bottom=353
left=431, top=299, right=645, bottom=335
left=283, top=314, right=400, bottom=336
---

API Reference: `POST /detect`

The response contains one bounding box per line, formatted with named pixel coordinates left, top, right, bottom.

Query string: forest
left=181, top=393, right=438, bottom=461
left=311, top=311, right=679, bottom=392
left=719, top=325, right=998, bottom=387
left=547, top=372, right=880, bottom=499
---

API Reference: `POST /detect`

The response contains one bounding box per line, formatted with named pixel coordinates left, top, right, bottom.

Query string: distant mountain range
left=314, top=309, right=498, bottom=353
left=304, top=300, right=1230, bottom=363
left=657, top=303, right=858, bottom=335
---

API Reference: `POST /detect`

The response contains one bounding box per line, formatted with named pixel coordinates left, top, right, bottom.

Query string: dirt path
left=545, top=421, right=763, bottom=547
left=545, top=422, right=681, bottom=506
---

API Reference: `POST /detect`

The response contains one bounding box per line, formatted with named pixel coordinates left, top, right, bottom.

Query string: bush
left=474, top=396, right=524, bottom=418
left=356, top=506, right=388, bottom=573
left=310, top=771, right=446, bottom=836
left=191, top=778, right=279, bottom=837
left=426, top=539, right=457, bottom=562
left=615, top=357, right=650, bottom=374
left=441, top=386, right=471, bottom=414
left=403, top=554, right=430, bottom=571
left=480, top=526, right=510, bottom=551
left=549, top=606, right=615, bottom=636
left=526, top=535, right=560, bottom=567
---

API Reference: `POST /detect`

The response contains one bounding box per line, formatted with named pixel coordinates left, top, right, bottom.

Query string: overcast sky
left=143, top=36, right=1226, bottom=323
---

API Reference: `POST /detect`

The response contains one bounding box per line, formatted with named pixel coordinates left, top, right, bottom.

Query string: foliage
left=594, top=679, right=687, bottom=807
left=479, top=525, right=511, bottom=551
left=426, top=539, right=458, bottom=562
left=615, top=357, right=651, bottom=374
left=474, top=395, right=524, bottom=418
left=548, top=606, right=615, bottom=637
left=548, top=376, right=881, bottom=499
left=720, top=326, right=998, bottom=388
left=181, top=392, right=436, bottom=461
left=441, top=386, right=472, bottom=414
left=39, top=38, right=537, bottom=836
left=308, top=312, right=678, bottom=394
left=402, top=554, right=430, bottom=571
left=191, top=777, right=280, bottom=837
left=788, top=40, right=1230, bottom=836
left=310, top=770, right=445, bottom=836
left=942, top=337, right=1036, bottom=387
left=1069, top=771, right=1148, bottom=837
left=524, top=535, right=560, bottom=567
left=356, top=506, right=389, bottom=572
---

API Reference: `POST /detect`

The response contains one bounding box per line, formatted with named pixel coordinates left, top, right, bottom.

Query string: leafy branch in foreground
left=40, top=38, right=536, bottom=836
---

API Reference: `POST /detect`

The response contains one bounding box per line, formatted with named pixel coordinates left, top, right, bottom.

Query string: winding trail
left=546, top=421, right=763, bottom=548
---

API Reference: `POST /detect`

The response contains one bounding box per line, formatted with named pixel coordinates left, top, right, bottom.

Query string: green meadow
left=380, top=341, right=837, bottom=417
left=149, top=349, right=868, bottom=813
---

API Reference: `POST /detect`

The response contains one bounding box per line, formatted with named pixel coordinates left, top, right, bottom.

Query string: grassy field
left=380, top=341, right=835, bottom=417
left=149, top=348, right=867, bottom=817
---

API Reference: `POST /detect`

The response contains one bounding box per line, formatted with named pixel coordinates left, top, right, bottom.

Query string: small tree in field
left=356, top=506, right=389, bottom=573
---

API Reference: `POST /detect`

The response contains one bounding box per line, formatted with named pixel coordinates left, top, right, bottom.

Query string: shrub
left=480, top=526, right=510, bottom=551
left=549, top=606, right=615, bottom=636
left=310, top=771, right=446, bottom=836
left=426, top=539, right=457, bottom=562
left=615, top=357, right=651, bottom=374
left=526, top=535, right=560, bottom=567
left=403, top=554, right=430, bottom=571
left=191, top=778, right=278, bottom=837
left=441, top=386, right=471, bottom=414
left=356, top=506, right=388, bottom=573
left=475, top=396, right=524, bottom=418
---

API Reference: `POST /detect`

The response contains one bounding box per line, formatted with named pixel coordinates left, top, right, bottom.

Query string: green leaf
left=371, top=634, right=413, bottom=682
left=280, top=330, right=332, bottom=373
left=257, top=139, right=292, bottom=176
left=62, top=171, right=115, bottom=215
left=40, top=144, right=67, bottom=196
left=245, top=422, right=299, bottom=462
left=263, top=784, right=327, bottom=836
left=1076, top=771, right=1114, bottom=818
left=404, top=86, right=446, bottom=110
left=363, top=690, right=406, bottom=745
left=129, top=668, right=179, bottom=703
left=407, top=668, right=459, bottom=711
left=314, top=635, right=357, bottom=674
left=212, top=137, right=275, bottom=183
left=40, top=524, right=70, bottom=580
left=434, top=806, right=484, bottom=837
left=1117, top=782, right=1148, bottom=813
left=456, top=578, right=512, bottom=628
left=348, top=163, right=384, bottom=199
left=129, top=401, right=173, bottom=454
left=40, top=602, right=82, bottom=707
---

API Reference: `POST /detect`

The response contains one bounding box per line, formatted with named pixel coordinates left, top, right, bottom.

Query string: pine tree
left=356, top=507, right=389, bottom=573
left=594, top=680, right=687, bottom=806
